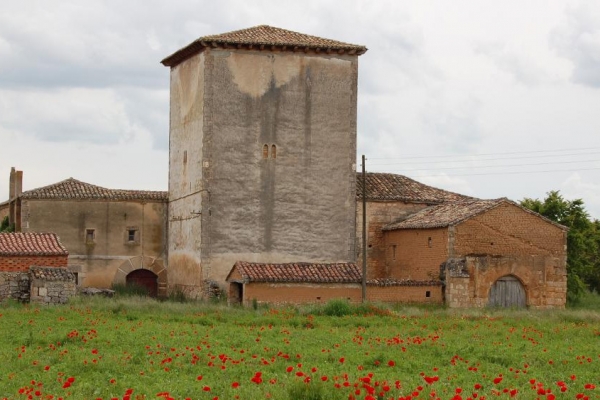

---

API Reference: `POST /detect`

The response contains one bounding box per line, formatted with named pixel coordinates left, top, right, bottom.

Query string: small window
left=392, top=244, right=397, bottom=261
left=128, top=229, right=137, bottom=242
left=262, top=144, right=269, bottom=159
left=271, top=144, right=277, bottom=159
left=425, top=291, right=431, bottom=298
left=183, top=150, right=187, bottom=164
left=125, top=227, right=140, bottom=245
left=85, top=229, right=95, bottom=244
left=428, top=237, right=432, bottom=248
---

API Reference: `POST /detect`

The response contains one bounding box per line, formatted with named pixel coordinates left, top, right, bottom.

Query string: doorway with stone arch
left=113, top=256, right=167, bottom=298
left=488, top=275, right=527, bottom=308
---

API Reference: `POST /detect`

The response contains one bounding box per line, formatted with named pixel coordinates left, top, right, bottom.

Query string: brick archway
left=113, top=256, right=167, bottom=298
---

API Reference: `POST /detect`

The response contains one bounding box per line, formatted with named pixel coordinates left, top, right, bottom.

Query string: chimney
left=9, top=167, right=22, bottom=200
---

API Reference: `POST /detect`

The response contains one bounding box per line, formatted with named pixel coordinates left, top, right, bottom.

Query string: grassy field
left=1, top=296, right=600, bottom=400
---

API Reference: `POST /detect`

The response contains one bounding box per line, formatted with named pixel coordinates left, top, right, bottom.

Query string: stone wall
left=168, top=47, right=361, bottom=294
left=21, top=199, right=167, bottom=288
left=443, top=256, right=567, bottom=309
left=0, top=267, right=76, bottom=305
left=0, top=271, right=30, bottom=302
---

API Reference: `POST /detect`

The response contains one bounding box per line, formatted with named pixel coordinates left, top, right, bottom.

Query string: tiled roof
left=227, top=261, right=362, bottom=283
left=30, top=266, right=75, bottom=282
left=19, top=178, right=168, bottom=202
left=383, top=199, right=503, bottom=230
left=383, top=198, right=569, bottom=231
left=0, top=233, right=68, bottom=256
left=357, top=172, right=472, bottom=203
left=162, top=25, right=367, bottom=67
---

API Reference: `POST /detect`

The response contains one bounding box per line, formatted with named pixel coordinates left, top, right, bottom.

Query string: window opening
left=262, top=144, right=269, bottom=159
left=271, top=144, right=277, bottom=159
left=392, top=244, right=397, bottom=260
left=128, top=229, right=137, bottom=242
left=85, top=229, right=95, bottom=243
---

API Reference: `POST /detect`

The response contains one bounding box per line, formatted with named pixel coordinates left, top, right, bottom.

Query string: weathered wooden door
left=488, top=276, right=526, bottom=308
left=126, top=269, right=158, bottom=297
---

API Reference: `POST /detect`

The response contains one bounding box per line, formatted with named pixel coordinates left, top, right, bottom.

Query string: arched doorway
left=126, top=269, right=158, bottom=297
left=488, top=275, right=526, bottom=308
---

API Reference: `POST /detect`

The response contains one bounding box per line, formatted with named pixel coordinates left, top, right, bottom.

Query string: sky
left=1, top=0, right=599, bottom=219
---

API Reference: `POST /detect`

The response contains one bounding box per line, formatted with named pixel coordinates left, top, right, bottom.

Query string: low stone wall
left=0, top=267, right=76, bottom=305
left=29, top=267, right=76, bottom=305
left=0, top=271, right=30, bottom=302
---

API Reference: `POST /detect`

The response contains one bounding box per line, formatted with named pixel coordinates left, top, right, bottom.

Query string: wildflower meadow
left=1, top=296, right=599, bottom=400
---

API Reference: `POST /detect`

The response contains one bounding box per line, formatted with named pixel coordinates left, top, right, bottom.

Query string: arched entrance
left=126, top=269, right=158, bottom=297
left=113, top=256, right=167, bottom=298
left=488, top=275, right=526, bottom=308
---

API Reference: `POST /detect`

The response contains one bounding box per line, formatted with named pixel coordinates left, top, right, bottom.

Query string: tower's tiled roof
left=227, top=261, right=362, bottom=283
left=20, top=178, right=168, bottom=202
left=357, top=172, right=472, bottom=203
left=0, top=232, right=68, bottom=256
left=162, top=25, right=367, bottom=67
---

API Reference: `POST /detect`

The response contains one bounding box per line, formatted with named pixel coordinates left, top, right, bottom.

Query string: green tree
left=520, top=191, right=600, bottom=303
left=0, top=216, right=13, bottom=233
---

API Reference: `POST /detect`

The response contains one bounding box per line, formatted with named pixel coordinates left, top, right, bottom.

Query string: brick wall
left=240, top=282, right=443, bottom=305
left=384, top=228, right=448, bottom=281
left=357, top=201, right=428, bottom=278
left=0, top=255, right=68, bottom=272
left=453, top=202, right=565, bottom=258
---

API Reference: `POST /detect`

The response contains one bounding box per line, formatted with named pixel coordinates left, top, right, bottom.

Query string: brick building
left=2, top=169, right=168, bottom=296
left=382, top=198, right=567, bottom=308
left=0, top=232, right=68, bottom=271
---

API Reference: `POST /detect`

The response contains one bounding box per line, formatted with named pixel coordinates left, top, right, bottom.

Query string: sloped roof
left=19, top=178, right=168, bottom=202
left=162, top=25, right=367, bottom=67
left=227, top=261, right=362, bottom=283
left=357, top=172, right=472, bottom=203
left=0, top=232, right=68, bottom=256
left=383, top=198, right=569, bottom=231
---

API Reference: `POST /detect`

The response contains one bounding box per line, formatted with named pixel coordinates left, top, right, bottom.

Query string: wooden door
left=126, top=269, right=158, bottom=297
left=488, top=276, right=526, bottom=308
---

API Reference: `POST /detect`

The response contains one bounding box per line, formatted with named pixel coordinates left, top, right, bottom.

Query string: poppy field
left=0, top=297, right=599, bottom=400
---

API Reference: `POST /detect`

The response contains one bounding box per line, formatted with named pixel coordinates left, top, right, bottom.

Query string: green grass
left=0, top=296, right=600, bottom=399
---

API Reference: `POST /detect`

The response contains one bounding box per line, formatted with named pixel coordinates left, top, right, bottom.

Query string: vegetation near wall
left=1, top=296, right=600, bottom=399
left=521, top=191, right=600, bottom=303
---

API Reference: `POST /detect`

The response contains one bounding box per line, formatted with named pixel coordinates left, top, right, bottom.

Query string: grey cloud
left=474, top=42, right=550, bottom=86
left=550, top=2, right=600, bottom=87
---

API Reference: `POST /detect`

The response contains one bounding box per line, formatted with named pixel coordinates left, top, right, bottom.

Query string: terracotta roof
left=357, top=172, right=472, bottom=203
left=384, top=198, right=570, bottom=231
left=383, top=199, right=503, bottom=230
left=30, top=266, right=75, bottom=282
left=227, top=261, right=362, bottom=283
left=19, top=178, right=168, bottom=202
left=0, top=232, right=68, bottom=256
left=162, top=25, right=367, bottom=67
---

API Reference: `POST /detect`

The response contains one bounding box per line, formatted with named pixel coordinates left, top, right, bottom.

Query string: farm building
left=2, top=168, right=168, bottom=297
left=1, top=25, right=568, bottom=308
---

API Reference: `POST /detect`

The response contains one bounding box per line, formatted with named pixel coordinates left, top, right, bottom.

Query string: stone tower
left=161, top=25, right=367, bottom=296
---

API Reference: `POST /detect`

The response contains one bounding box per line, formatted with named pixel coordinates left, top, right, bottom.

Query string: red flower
left=202, top=386, right=211, bottom=392
left=387, top=360, right=395, bottom=367
left=231, top=382, right=239, bottom=388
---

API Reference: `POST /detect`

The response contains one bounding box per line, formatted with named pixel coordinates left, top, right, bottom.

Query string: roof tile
left=162, top=25, right=367, bottom=67
left=357, top=172, right=471, bottom=203
left=228, top=261, right=361, bottom=283
left=0, top=233, right=68, bottom=256
left=20, top=178, right=167, bottom=202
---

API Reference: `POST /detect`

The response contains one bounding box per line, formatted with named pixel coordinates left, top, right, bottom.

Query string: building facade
left=2, top=169, right=168, bottom=296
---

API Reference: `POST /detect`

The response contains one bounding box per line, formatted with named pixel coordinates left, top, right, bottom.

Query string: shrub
left=322, top=299, right=352, bottom=317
